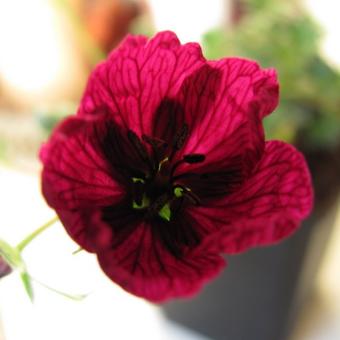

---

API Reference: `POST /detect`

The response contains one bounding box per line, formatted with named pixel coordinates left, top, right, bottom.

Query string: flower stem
left=17, top=216, right=59, bottom=252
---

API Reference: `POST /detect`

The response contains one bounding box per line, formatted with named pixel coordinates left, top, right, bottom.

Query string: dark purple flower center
left=99, top=99, right=243, bottom=257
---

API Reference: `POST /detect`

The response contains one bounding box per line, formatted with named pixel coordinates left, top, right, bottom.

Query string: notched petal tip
left=252, top=67, right=280, bottom=118
left=149, top=30, right=180, bottom=47
left=268, top=140, right=314, bottom=218
left=77, top=30, right=206, bottom=136
left=115, top=33, right=148, bottom=52
left=208, top=57, right=279, bottom=119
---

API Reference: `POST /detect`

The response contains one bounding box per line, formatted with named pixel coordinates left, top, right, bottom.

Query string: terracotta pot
left=75, top=0, right=140, bottom=52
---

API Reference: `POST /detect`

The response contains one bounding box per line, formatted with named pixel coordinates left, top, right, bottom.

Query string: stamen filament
left=170, top=153, right=205, bottom=179
left=173, top=123, right=189, bottom=150
left=169, top=159, right=186, bottom=178
left=172, top=172, right=201, bottom=181
left=127, top=130, right=154, bottom=173
left=173, top=185, right=201, bottom=205
left=169, top=123, right=188, bottom=160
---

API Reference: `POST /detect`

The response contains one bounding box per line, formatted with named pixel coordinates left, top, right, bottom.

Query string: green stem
left=17, top=216, right=59, bottom=252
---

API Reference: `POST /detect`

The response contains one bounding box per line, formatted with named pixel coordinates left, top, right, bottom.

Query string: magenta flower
left=40, top=31, right=313, bottom=302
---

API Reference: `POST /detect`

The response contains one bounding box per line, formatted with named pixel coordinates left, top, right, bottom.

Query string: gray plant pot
left=163, top=145, right=340, bottom=340
left=163, top=220, right=313, bottom=340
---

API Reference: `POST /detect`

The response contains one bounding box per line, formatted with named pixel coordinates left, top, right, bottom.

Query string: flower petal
left=96, top=222, right=225, bottom=302
left=175, top=59, right=278, bottom=183
left=151, top=98, right=186, bottom=147
left=189, top=141, right=313, bottom=253
left=56, top=208, right=114, bottom=253
left=40, top=115, right=124, bottom=210
left=251, top=68, right=279, bottom=118
left=77, top=31, right=205, bottom=136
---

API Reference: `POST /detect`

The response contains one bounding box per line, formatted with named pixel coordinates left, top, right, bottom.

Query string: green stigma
left=132, top=177, right=145, bottom=184
left=132, top=195, right=149, bottom=209
left=174, top=187, right=184, bottom=198
left=158, top=203, right=171, bottom=221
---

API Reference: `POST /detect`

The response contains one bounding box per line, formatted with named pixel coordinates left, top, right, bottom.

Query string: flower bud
left=0, top=255, right=12, bottom=279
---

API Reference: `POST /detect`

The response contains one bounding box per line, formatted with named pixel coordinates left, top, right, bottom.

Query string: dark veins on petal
left=95, top=99, right=243, bottom=258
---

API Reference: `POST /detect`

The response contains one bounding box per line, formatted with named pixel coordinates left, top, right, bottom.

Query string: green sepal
left=20, top=271, right=34, bottom=302
left=0, top=239, right=24, bottom=270
left=0, top=239, right=34, bottom=301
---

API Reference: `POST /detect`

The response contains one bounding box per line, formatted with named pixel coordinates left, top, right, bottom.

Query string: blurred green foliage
left=203, top=0, right=340, bottom=150
left=35, top=102, right=77, bottom=135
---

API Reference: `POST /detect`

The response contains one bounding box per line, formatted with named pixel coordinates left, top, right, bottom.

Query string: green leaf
left=20, top=271, right=34, bottom=302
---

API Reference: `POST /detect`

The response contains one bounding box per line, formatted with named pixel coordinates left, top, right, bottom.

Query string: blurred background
left=0, top=0, right=340, bottom=339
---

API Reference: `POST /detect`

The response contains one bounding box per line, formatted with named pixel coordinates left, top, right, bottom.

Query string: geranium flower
left=40, top=31, right=313, bottom=302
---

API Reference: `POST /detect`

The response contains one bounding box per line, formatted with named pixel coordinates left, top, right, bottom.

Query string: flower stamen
left=170, top=153, right=205, bottom=178
left=142, top=134, right=167, bottom=171
left=146, top=194, right=169, bottom=219
left=169, top=123, right=189, bottom=160
left=128, top=126, right=205, bottom=220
